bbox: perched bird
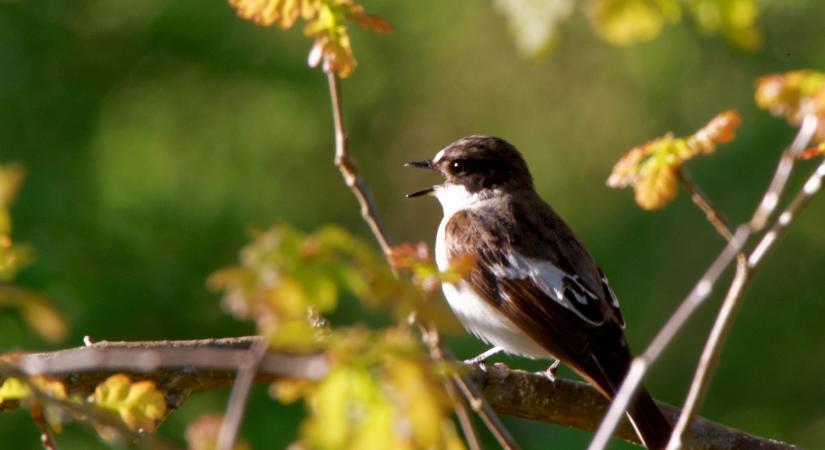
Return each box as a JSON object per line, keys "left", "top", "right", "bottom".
{"left": 405, "top": 136, "right": 672, "bottom": 449}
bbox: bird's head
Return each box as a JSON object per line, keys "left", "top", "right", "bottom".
{"left": 405, "top": 135, "right": 534, "bottom": 212}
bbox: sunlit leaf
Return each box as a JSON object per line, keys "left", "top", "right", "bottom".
{"left": 185, "top": 414, "right": 251, "bottom": 450}
{"left": 686, "top": 0, "right": 762, "bottom": 51}
{"left": 756, "top": 70, "right": 825, "bottom": 141}
{"left": 228, "top": 0, "right": 391, "bottom": 78}
{"left": 296, "top": 328, "right": 463, "bottom": 450}
{"left": 585, "top": 0, "right": 682, "bottom": 46}
{"left": 90, "top": 374, "right": 166, "bottom": 433}
{"left": 493, "top": 0, "right": 575, "bottom": 56}
{"left": 800, "top": 142, "right": 825, "bottom": 160}
{"left": 0, "top": 286, "right": 68, "bottom": 343}
{"left": 0, "top": 377, "right": 31, "bottom": 403}
{"left": 608, "top": 110, "right": 742, "bottom": 209}
{"left": 0, "top": 376, "right": 68, "bottom": 432}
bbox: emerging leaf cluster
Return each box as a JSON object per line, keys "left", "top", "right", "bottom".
{"left": 756, "top": 70, "right": 825, "bottom": 144}
{"left": 496, "top": 0, "right": 762, "bottom": 57}
{"left": 0, "top": 164, "right": 31, "bottom": 281}
{"left": 228, "top": 0, "right": 391, "bottom": 77}
{"left": 211, "top": 225, "right": 469, "bottom": 449}
{"left": 0, "top": 165, "right": 67, "bottom": 343}
{"left": 611, "top": 69, "right": 825, "bottom": 210}
{"left": 608, "top": 109, "right": 741, "bottom": 209}
{"left": 587, "top": 0, "right": 761, "bottom": 50}
{"left": 0, "top": 374, "right": 166, "bottom": 440}
{"left": 275, "top": 328, "right": 464, "bottom": 450}
{"left": 210, "top": 225, "right": 459, "bottom": 352}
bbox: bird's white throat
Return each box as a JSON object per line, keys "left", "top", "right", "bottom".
{"left": 434, "top": 183, "right": 488, "bottom": 218}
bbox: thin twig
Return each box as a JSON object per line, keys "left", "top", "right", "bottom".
{"left": 32, "top": 407, "right": 61, "bottom": 450}
{"left": 324, "top": 71, "right": 518, "bottom": 448}
{"left": 667, "top": 260, "right": 749, "bottom": 450}
{"left": 668, "top": 170, "right": 750, "bottom": 449}
{"left": 443, "top": 374, "right": 483, "bottom": 450}
{"left": 216, "top": 339, "right": 268, "bottom": 450}
{"left": 589, "top": 114, "right": 819, "bottom": 450}
{"left": 669, "top": 155, "right": 825, "bottom": 448}
{"left": 445, "top": 355, "right": 521, "bottom": 450}
{"left": 419, "top": 325, "right": 484, "bottom": 450}
{"left": 678, "top": 168, "right": 735, "bottom": 242}
{"left": 326, "top": 72, "right": 392, "bottom": 257}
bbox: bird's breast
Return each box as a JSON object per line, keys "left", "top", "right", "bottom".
{"left": 435, "top": 215, "right": 550, "bottom": 359}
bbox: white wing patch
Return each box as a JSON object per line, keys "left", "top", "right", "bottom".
{"left": 491, "top": 252, "right": 605, "bottom": 326}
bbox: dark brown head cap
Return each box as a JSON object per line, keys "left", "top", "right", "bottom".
{"left": 432, "top": 135, "right": 534, "bottom": 193}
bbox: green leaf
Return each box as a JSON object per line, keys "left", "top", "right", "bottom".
{"left": 586, "top": 0, "right": 682, "bottom": 46}
{"left": 90, "top": 374, "right": 166, "bottom": 433}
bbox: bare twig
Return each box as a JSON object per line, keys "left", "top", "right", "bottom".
{"left": 667, "top": 260, "right": 749, "bottom": 450}
{"left": 442, "top": 372, "right": 484, "bottom": 450}
{"left": 1, "top": 339, "right": 798, "bottom": 449}
{"left": 678, "top": 168, "right": 735, "bottom": 242}
{"left": 589, "top": 114, "right": 819, "bottom": 450}
{"left": 32, "top": 407, "right": 61, "bottom": 450}
{"left": 216, "top": 339, "right": 267, "bottom": 450}
{"left": 443, "top": 348, "right": 522, "bottom": 450}
{"left": 419, "top": 325, "right": 484, "bottom": 450}
{"left": 326, "top": 72, "right": 392, "bottom": 257}
{"left": 324, "top": 71, "right": 518, "bottom": 448}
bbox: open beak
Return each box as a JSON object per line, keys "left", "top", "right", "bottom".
{"left": 404, "top": 160, "right": 434, "bottom": 170}
{"left": 404, "top": 160, "right": 436, "bottom": 198}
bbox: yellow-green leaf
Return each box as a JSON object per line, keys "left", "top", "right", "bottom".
{"left": 607, "top": 110, "right": 741, "bottom": 210}
{"left": 586, "top": 0, "right": 682, "bottom": 46}
{"left": 90, "top": 374, "right": 166, "bottom": 433}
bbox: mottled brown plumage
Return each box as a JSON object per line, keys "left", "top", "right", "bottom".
{"left": 407, "top": 135, "right": 672, "bottom": 449}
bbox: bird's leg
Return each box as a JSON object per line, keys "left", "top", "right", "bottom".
{"left": 464, "top": 346, "right": 502, "bottom": 365}
{"left": 544, "top": 359, "right": 560, "bottom": 382}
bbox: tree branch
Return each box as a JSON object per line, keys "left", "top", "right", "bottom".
{"left": 1, "top": 338, "right": 799, "bottom": 450}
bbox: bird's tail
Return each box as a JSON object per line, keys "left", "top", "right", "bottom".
{"left": 626, "top": 387, "right": 673, "bottom": 450}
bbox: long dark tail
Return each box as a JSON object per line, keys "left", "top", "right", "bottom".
{"left": 626, "top": 388, "right": 673, "bottom": 450}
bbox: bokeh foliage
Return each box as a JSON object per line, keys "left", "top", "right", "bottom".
{"left": 1, "top": 0, "right": 825, "bottom": 449}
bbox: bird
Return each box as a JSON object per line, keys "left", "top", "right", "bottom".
{"left": 405, "top": 135, "right": 672, "bottom": 449}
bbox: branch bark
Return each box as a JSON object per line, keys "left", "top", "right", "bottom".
{"left": 0, "top": 338, "right": 799, "bottom": 450}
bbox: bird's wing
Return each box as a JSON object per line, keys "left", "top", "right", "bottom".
{"left": 445, "top": 208, "right": 629, "bottom": 387}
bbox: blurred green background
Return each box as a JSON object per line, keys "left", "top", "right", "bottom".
{"left": 2, "top": 0, "right": 825, "bottom": 448}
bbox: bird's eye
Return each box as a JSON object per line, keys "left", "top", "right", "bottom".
{"left": 450, "top": 160, "right": 467, "bottom": 174}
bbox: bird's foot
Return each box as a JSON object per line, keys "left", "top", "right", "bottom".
{"left": 544, "top": 359, "right": 560, "bottom": 382}
{"left": 464, "top": 346, "right": 502, "bottom": 366}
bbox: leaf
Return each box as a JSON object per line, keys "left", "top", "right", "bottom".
{"left": 228, "top": 0, "right": 392, "bottom": 78}
{"left": 185, "top": 414, "right": 252, "bottom": 450}
{"left": 0, "top": 376, "right": 68, "bottom": 432}
{"left": 0, "top": 377, "right": 31, "bottom": 403}
{"left": 607, "top": 110, "right": 742, "bottom": 209}
{"left": 585, "top": 0, "right": 682, "bottom": 46}
{"left": 800, "top": 142, "right": 825, "bottom": 160}
{"left": 756, "top": 70, "right": 825, "bottom": 141}
{"left": 296, "top": 328, "right": 463, "bottom": 450}
{"left": 686, "top": 0, "right": 762, "bottom": 51}
{"left": 0, "top": 286, "right": 68, "bottom": 343}
{"left": 90, "top": 374, "right": 166, "bottom": 433}
{"left": 493, "top": 0, "right": 575, "bottom": 56}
